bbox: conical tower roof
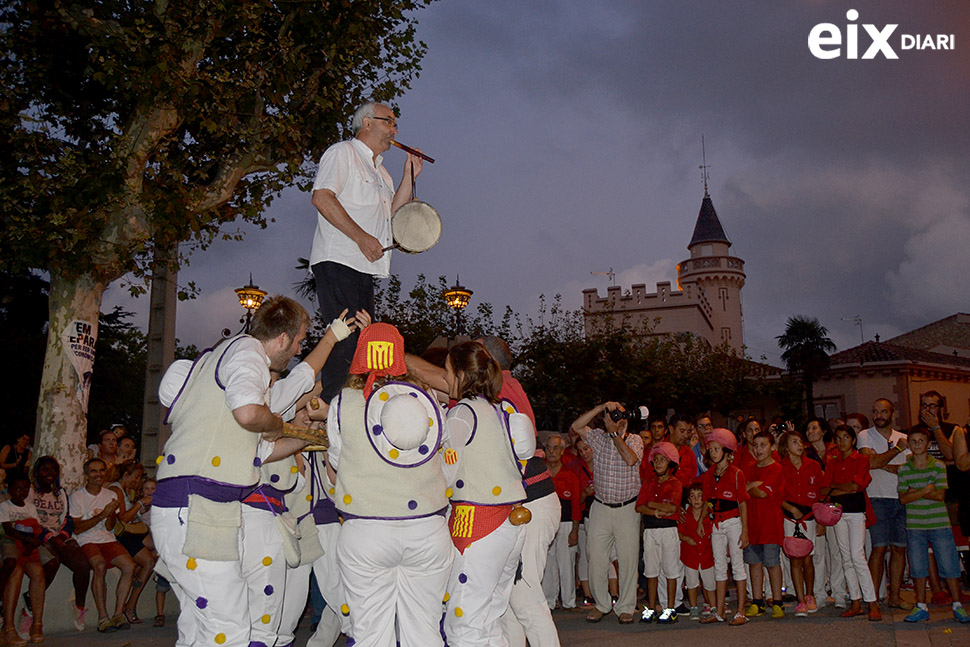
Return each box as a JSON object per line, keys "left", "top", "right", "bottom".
{"left": 688, "top": 192, "right": 731, "bottom": 248}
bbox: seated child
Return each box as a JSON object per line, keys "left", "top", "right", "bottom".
{"left": 1, "top": 472, "right": 46, "bottom": 646}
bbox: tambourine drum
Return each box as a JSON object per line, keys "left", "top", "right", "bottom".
{"left": 389, "top": 201, "right": 441, "bottom": 254}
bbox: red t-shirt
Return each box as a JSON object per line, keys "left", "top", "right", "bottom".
{"left": 637, "top": 474, "right": 682, "bottom": 528}
{"left": 746, "top": 461, "right": 784, "bottom": 545}
{"left": 781, "top": 456, "right": 823, "bottom": 509}
{"left": 821, "top": 450, "right": 872, "bottom": 515}
{"left": 676, "top": 444, "right": 698, "bottom": 486}
{"left": 702, "top": 464, "right": 749, "bottom": 523}
{"left": 551, "top": 466, "right": 583, "bottom": 522}
{"left": 735, "top": 447, "right": 781, "bottom": 478}
{"left": 678, "top": 508, "right": 715, "bottom": 570}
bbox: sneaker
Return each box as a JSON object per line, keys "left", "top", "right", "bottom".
{"left": 904, "top": 607, "right": 930, "bottom": 623}
{"left": 805, "top": 595, "right": 818, "bottom": 613}
{"left": 72, "top": 606, "right": 87, "bottom": 632}
{"left": 794, "top": 602, "right": 808, "bottom": 617}
{"left": 701, "top": 603, "right": 713, "bottom": 617}
{"left": 745, "top": 602, "right": 766, "bottom": 617}
{"left": 658, "top": 608, "right": 678, "bottom": 624}
{"left": 639, "top": 608, "right": 656, "bottom": 623}
{"left": 16, "top": 609, "right": 32, "bottom": 636}
{"left": 689, "top": 606, "right": 700, "bottom": 621}
{"left": 954, "top": 606, "right": 970, "bottom": 623}
{"left": 675, "top": 602, "right": 690, "bottom": 614}
{"left": 97, "top": 617, "right": 118, "bottom": 634}
{"left": 771, "top": 603, "right": 785, "bottom": 619}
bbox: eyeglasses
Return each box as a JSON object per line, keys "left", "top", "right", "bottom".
{"left": 371, "top": 116, "right": 397, "bottom": 127}
{"left": 920, "top": 402, "right": 941, "bottom": 410}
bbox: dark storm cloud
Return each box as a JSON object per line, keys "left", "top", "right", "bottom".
{"left": 104, "top": 1, "right": 970, "bottom": 367}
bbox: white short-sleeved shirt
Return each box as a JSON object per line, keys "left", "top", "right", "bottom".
{"left": 0, "top": 499, "right": 39, "bottom": 525}
{"left": 310, "top": 138, "right": 395, "bottom": 277}
{"left": 857, "top": 427, "right": 910, "bottom": 499}
{"left": 158, "top": 336, "right": 273, "bottom": 412}
{"left": 29, "top": 488, "right": 69, "bottom": 533}
{"left": 68, "top": 487, "right": 119, "bottom": 546}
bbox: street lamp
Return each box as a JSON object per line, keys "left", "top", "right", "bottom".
{"left": 443, "top": 276, "right": 473, "bottom": 337}
{"left": 231, "top": 274, "right": 268, "bottom": 335}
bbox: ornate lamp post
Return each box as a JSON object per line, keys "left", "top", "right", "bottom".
{"left": 231, "top": 274, "right": 268, "bottom": 335}
{"left": 443, "top": 277, "right": 473, "bottom": 337}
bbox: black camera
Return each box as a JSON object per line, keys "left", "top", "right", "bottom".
{"left": 609, "top": 406, "right": 649, "bottom": 422}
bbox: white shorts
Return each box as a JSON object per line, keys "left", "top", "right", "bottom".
{"left": 642, "top": 527, "right": 681, "bottom": 580}
{"left": 684, "top": 566, "right": 715, "bottom": 591}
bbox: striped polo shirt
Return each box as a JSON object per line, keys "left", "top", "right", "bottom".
{"left": 897, "top": 457, "right": 950, "bottom": 530}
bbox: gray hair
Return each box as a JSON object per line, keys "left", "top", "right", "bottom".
{"left": 478, "top": 335, "right": 512, "bottom": 371}
{"left": 350, "top": 102, "right": 379, "bottom": 134}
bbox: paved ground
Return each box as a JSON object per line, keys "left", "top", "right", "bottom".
{"left": 26, "top": 598, "right": 970, "bottom": 647}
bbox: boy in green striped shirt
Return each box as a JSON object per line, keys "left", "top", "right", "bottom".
{"left": 897, "top": 427, "right": 969, "bottom": 624}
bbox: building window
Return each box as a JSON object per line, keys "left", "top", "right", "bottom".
{"left": 721, "top": 327, "right": 731, "bottom": 342}
{"left": 719, "top": 287, "right": 728, "bottom": 310}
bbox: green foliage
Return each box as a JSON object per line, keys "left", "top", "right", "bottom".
{"left": 0, "top": 271, "right": 49, "bottom": 437}
{"left": 777, "top": 315, "right": 837, "bottom": 415}
{"left": 0, "top": 0, "right": 434, "bottom": 285}
{"left": 87, "top": 307, "right": 148, "bottom": 440}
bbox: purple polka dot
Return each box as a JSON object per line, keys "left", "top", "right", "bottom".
{"left": 418, "top": 445, "right": 429, "bottom": 455}
{"left": 458, "top": 573, "right": 467, "bottom": 584}
{"left": 264, "top": 585, "right": 274, "bottom": 596}
{"left": 456, "top": 480, "right": 464, "bottom": 489}
{"left": 373, "top": 424, "right": 383, "bottom": 436}
{"left": 270, "top": 474, "right": 280, "bottom": 483}
{"left": 254, "top": 457, "right": 262, "bottom": 467}
{"left": 166, "top": 454, "right": 176, "bottom": 465}
{"left": 409, "top": 392, "right": 418, "bottom": 397}
{"left": 196, "top": 596, "right": 208, "bottom": 609}
{"left": 408, "top": 500, "right": 418, "bottom": 510}
{"left": 321, "top": 458, "right": 326, "bottom": 466}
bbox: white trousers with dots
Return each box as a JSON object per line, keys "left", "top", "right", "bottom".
{"left": 445, "top": 519, "right": 526, "bottom": 647}
{"left": 152, "top": 507, "right": 250, "bottom": 647}
{"left": 307, "top": 522, "right": 352, "bottom": 647}
{"left": 337, "top": 517, "right": 453, "bottom": 647}
{"left": 240, "top": 506, "right": 287, "bottom": 647}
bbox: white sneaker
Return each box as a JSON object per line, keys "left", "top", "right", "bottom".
{"left": 73, "top": 605, "right": 87, "bottom": 631}
{"left": 16, "top": 609, "right": 31, "bottom": 636}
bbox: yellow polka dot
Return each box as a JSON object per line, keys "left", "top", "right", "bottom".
{"left": 520, "top": 459, "right": 528, "bottom": 469}
{"left": 186, "top": 558, "right": 197, "bottom": 570}
{"left": 343, "top": 494, "right": 352, "bottom": 505}
{"left": 340, "top": 604, "right": 350, "bottom": 616}
{"left": 262, "top": 556, "right": 273, "bottom": 566}
{"left": 211, "top": 456, "right": 221, "bottom": 467}
{"left": 215, "top": 633, "right": 226, "bottom": 644}
{"left": 389, "top": 449, "right": 399, "bottom": 459}
{"left": 329, "top": 487, "right": 335, "bottom": 495}
{"left": 379, "top": 392, "right": 389, "bottom": 401}
{"left": 429, "top": 417, "right": 434, "bottom": 427}
{"left": 156, "top": 455, "right": 164, "bottom": 465}
{"left": 291, "top": 466, "right": 299, "bottom": 473}
{"left": 454, "top": 607, "right": 464, "bottom": 617}
{"left": 492, "top": 486, "right": 502, "bottom": 496}
{"left": 445, "top": 488, "right": 454, "bottom": 498}
{"left": 443, "top": 592, "right": 450, "bottom": 603}
{"left": 306, "top": 494, "right": 313, "bottom": 502}
{"left": 505, "top": 406, "right": 514, "bottom": 414}
{"left": 261, "top": 614, "right": 271, "bottom": 624}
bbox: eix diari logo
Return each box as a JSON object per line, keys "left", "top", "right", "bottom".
{"left": 808, "top": 9, "right": 955, "bottom": 59}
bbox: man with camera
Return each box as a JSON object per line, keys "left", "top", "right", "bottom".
{"left": 570, "top": 402, "right": 644, "bottom": 624}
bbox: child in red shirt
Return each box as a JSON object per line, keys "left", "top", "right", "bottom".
{"left": 679, "top": 482, "right": 715, "bottom": 621}
{"left": 780, "top": 431, "right": 823, "bottom": 616}
{"left": 636, "top": 442, "right": 683, "bottom": 624}
{"left": 743, "top": 430, "right": 785, "bottom": 619}
{"left": 700, "top": 428, "right": 749, "bottom": 626}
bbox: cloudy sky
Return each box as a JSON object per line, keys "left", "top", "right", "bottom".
{"left": 103, "top": 0, "right": 970, "bottom": 365}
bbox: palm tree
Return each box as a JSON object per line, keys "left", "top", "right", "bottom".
{"left": 776, "top": 315, "right": 837, "bottom": 417}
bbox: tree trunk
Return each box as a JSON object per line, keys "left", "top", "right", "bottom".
{"left": 35, "top": 270, "right": 106, "bottom": 490}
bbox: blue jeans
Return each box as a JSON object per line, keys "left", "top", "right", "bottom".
{"left": 907, "top": 527, "right": 961, "bottom": 579}
{"left": 869, "top": 498, "right": 907, "bottom": 548}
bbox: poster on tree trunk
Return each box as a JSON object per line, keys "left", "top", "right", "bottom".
{"left": 61, "top": 319, "right": 97, "bottom": 413}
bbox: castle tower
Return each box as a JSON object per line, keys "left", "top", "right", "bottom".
{"left": 676, "top": 190, "right": 745, "bottom": 353}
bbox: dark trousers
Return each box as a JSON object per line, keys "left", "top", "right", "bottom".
{"left": 312, "top": 261, "right": 375, "bottom": 402}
